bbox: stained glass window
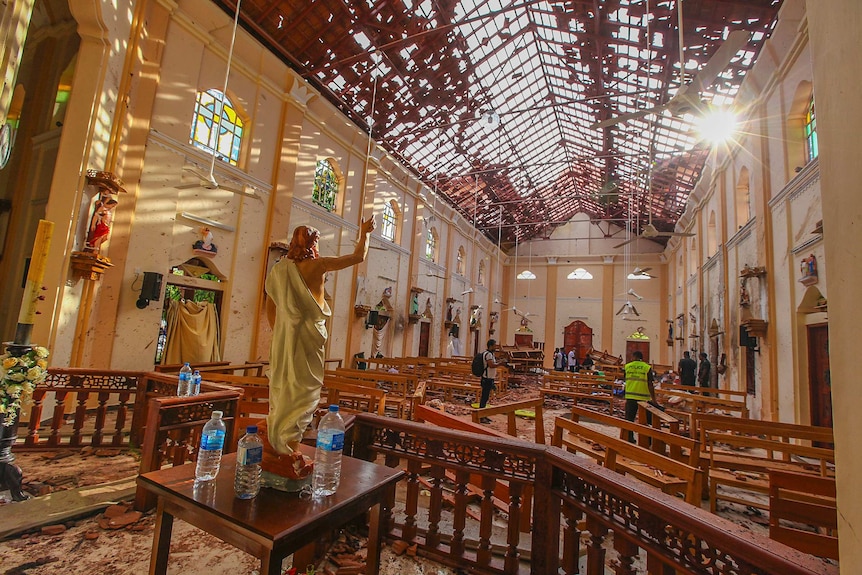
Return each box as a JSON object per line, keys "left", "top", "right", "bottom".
{"left": 804, "top": 99, "right": 818, "bottom": 163}
{"left": 312, "top": 159, "right": 339, "bottom": 211}
{"left": 190, "top": 89, "right": 243, "bottom": 165}
{"left": 425, "top": 228, "right": 437, "bottom": 262}
{"left": 381, "top": 202, "right": 396, "bottom": 241}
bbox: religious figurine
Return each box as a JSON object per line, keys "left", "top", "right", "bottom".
{"left": 446, "top": 302, "right": 453, "bottom": 322}
{"left": 739, "top": 280, "right": 751, "bottom": 307}
{"left": 488, "top": 311, "right": 498, "bottom": 335}
{"left": 410, "top": 292, "right": 419, "bottom": 315}
{"left": 85, "top": 192, "right": 119, "bottom": 253}
{"left": 262, "top": 215, "right": 375, "bottom": 486}
{"left": 193, "top": 226, "right": 218, "bottom": 254}
{"left": 453, "top": 307, "right": 462, "bottom": 324}
{"left": 470, "top": 307, "right": 482, "bottom": 328}
{"left": 423, "top": 297, "right": 432, "bottom": 318}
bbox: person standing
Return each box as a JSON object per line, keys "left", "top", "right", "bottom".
{"left": 479, "top": 339, "right": 503, "bottom": 422}
{"left": 264, "top": 216, "right": 376, "bottom": 476}
{"left": 553, "top": 348, "right": 564, "bottom": 371}
{"left": 567, "top": 348, "right": 577, "bottom": 373}
{"left": 698, "top": 352, "right": 712, "bottom": 392}
{"left": 678, "top": 351, "right": 697, "bottom": 388}
{"left": 624, "top": 350, "right": 655, "bottom": 440}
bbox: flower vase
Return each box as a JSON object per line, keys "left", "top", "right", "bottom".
{"left": 0, "top": 408, "right": 27, "bottom": 501}
{"left": 1, "top": 341, "right": 41, "bottom": 502}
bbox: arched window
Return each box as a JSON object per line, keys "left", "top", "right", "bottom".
{"left": 425, "top": 227, "right": 438, "bottom": 262}
{"left": 456, "top": 246, "right": 465, "bottom": 275}
{"left": 190, "top": 89, "right": 244, "bottom": 166}
{"left": 381, "top": 200, "right": 398, "bottom": 241}
{"left": 707, "top": 211, "right": 717, "bottom": 256}
{"left": 735, "top": 167, "right": 751, "bottom": 229}
{"left": 804, "top": 99, "right": 818, "bottom": 163}
{"left": 312, "top": 159, "right": 339, "bottom": 212}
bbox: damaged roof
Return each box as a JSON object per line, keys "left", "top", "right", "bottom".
{"left": 226, "top": 0, "right": 783, "bottom": 246}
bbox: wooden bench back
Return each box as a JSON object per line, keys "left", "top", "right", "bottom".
{"left": 569, "top": 405, "right": 700, "bottom": 467}
{"left": 661, "top": 382, "right": 747, "bottom": 399}
{"left": 552, "top": 416, "right": 703, "bottom": 505}
{"left": 769, "top": 469, "right": 838, "bottom": 559}
{"left": 471, "top": 398, "right": 545, "bottom": 444}
{"left": 694, "top": 413, "right": 834, "bottom": 447}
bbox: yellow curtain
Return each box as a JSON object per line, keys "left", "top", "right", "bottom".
{"left": 164, "top": 299, "right": 221, "bottom": 364}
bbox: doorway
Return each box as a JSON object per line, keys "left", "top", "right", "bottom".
{"left": 807, "top": 323, "right": 832, "bottom": 429}
{"left": 625, "top": 340, "right": 650, "bottom": 363}
{"left": 418, "top": 322, "right": 430, "bottom": 357}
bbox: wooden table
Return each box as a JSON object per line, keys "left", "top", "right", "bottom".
{"left": 137, "top": 446, "right": 404, "bottom": 575}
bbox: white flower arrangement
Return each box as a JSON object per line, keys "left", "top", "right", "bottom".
{"left": 0, "top": 346, "right": 49, "bottom": 427}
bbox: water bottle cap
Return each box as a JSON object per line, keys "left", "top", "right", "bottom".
{"left": 184, "top": 362, "right": 190, "bottom": 366}
{"left": 212, "top": 410, "right": 223, "bottom": 418}
{"left": 246, "top": 425, "right": 258, "bottom": 434}
{"left": 193, "top": 369, "right": 200, "bottom": 374}
{"left": 328, "top": 404, "right": 339, "bottom": 412}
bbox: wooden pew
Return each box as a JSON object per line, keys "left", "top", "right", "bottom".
{"left": 471, "top": 398, "right": 545, "bottom": 444}
{"left": 657, "top": 388, "right": 749, "bottom": 431}
{"left": 660, "top": 382, "right": 748, "bottom": 400}
{"left": 326, "top": 368, "right": 421, "bottom": 419}
{"left": 153, "top": 361, "right": 230, "bottom": 373}
{"left": 540, "top": 387, "right": 615, "bottom": 416}
{"left": 769, "top": 469, "right": 838, "bottom": 559}
{"left": 552, "top": 415, "right": 703, "bottom": 505}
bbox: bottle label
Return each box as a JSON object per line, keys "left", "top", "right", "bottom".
{"left": 316, "top": 429, "right": 344, "bottom": 452}
{"left": 201, "top": 429, "right": 225, "bottom": 451}
{"left": 238, "top": 444, "right": 263, "bottom": 466}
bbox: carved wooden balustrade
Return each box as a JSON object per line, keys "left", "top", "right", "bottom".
{"left": 21, "top": 368, "right": 145, "bottom": 449}
{"left": 351, "top": 414, "right": 836, "bottom": 575}
{"left": 20, "top": 369, "right": 240, "bottom": 451}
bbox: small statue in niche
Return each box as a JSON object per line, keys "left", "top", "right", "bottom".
{"left": 488, "top": 311, "right": 498, "bottom": 335}
{"left": 423, "top": 297, "right": 433, "bottom": 318}
{"left": 470, "top": 307, "right": 482, "bottom": 328}
{"left": 85, "top": 192, "right": 119, "bottom": 253}
{"left": 410, "top": 292, "right": 419, "bottom": 315}
{"left": 453, "top": 307, "right": 462, "bottom": 324}
{"left": 739, "top": 278, "right": 751, "bottom": 307}
{"left": 446, "top": 302, "right": 453, "bottom": 322}
{"left": 376, "top": 286, "right": 393, "bottom": 312}
{"left": 801, "top": 254, "right": 817, "bottom": 278}
{"left": 193, "top": 226, "right": 218, "bottom": 254}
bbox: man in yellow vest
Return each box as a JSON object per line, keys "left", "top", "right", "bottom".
{"left": 624, "top": 350, "right": 655, "bottom": 439}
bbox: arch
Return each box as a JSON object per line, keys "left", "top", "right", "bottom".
{"left": 707, "top": 211, "right": 717, "bottom": 256}
{"left": 312, "top": 157, "right": 343, "bottom": 212}
{"left": 425, "top": 226, "right": 438, "bottom": 262}
{"left": 189, "top": 88, "right": 246, "bottom": 166}
{"left": 380, "top": 198, "right": 400, "bottom": 241}
{"left": 735, "top": 167, "right": 751, "bottom": 228}
{"left": 786, "top": 81, "right": 815, "bottom": 171}
{"left": 687, "top": 236, "right": 697, "bottom": 277}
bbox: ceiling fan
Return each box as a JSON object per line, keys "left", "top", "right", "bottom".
{"left": 631, "top": 266, "right": 655, "bottom": 279}
{"left": 590, "top": 23, "right": 751, "bottom": 130}
{"left": 176, "top": 0, "right": 253, "bottom": 198}
{"left": 614, "top": 221, "right": 694, "bottom": 248}
{"left": 615, "top": 301, "right": 640, "bottom": 317}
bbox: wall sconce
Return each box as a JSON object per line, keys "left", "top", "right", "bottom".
{"left": 135, "top": 272, "right": 163, "bottom": 309}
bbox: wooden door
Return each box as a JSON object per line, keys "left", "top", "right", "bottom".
{"left": 807, "top": 323, "right": 832, "bottom": 429}
{"left": 563, "top": 320, "right": 593, "bottom": 362}
{"left": 418, "top": 322, "right": 430, "bottom": 357}
{"left": 625, "top": 340, "right": 650, "bottom": 364}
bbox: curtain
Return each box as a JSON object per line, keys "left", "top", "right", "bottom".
{"left": 164, "top": 299, "right": 221, "bottom": 364}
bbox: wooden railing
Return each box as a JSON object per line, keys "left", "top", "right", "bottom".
{"left": 351, "top": 414, "right": 837, "bottom": 575}
{"left": 21, "top": 368, "right": 145, "bottom": 449}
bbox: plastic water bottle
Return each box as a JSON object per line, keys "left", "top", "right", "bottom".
{"left": 190, "top": 370, "right": 202, "bottom": 396}
{"left": 195, "top": 410, "right": 226, "bottom": 481}
{"left": 312, "top": 405, "right": 345, "bottom": 497}
{"left": 234, "top": 425, "right": 263, "bottom": 499}
{"left": 177, "top": 362, "right": 192, "bottom": 396}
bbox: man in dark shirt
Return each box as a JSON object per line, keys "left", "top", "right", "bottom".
{"left": 698, "top": 352, "right": 712, "bottom": 392}
{"left": 678, "top": 351, "right": 697, "bottom": 387}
